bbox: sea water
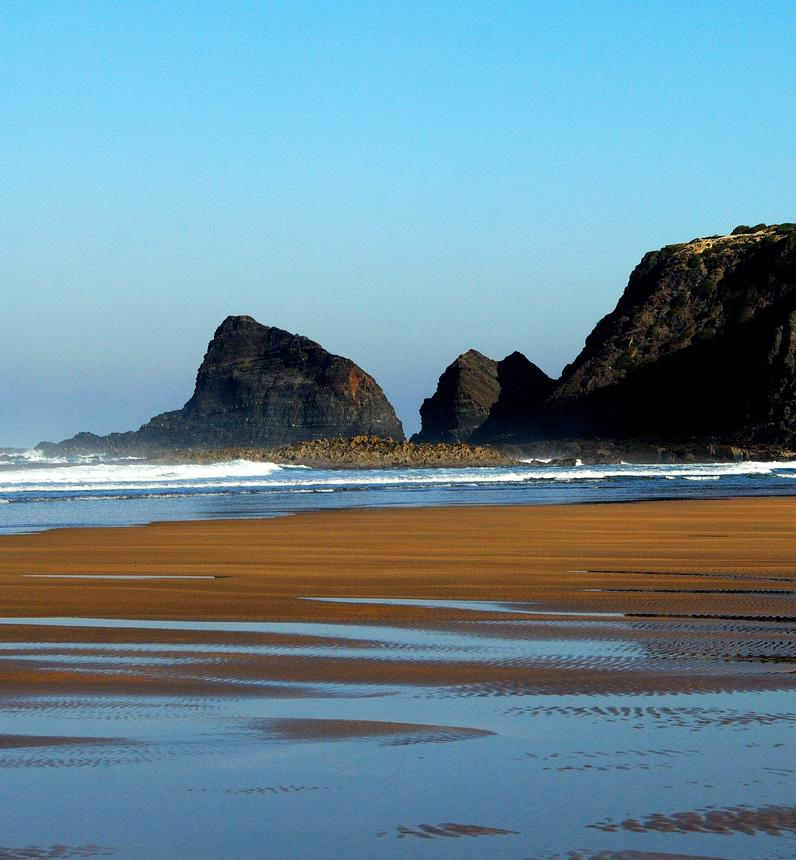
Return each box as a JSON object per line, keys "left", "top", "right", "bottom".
{"left": 1, "top": 450, "right": 795, "bottom": 534}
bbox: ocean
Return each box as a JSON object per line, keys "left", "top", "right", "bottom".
{"left": 1, "top": 448, "right": 795, "bottom": 534}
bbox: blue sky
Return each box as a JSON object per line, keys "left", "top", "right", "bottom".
{"left": 2, "top": 1, "right": 795, "bottom": 446}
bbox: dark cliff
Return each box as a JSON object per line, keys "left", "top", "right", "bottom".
{"left": 415, "top": 223, "right": 795, "bottom": 451}
{"left": 546, "top": 224, "right": 796, "bottom": 444}
{"left": 41, "top": 316, "right": 404, "bottom": 452}
{"left": 473, "top": 352, "right": 555, "bottom": 442}
{"left": 413, "top": 349, "right": 553, "bottom": 444}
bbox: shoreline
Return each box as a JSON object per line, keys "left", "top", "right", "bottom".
{"left": 3, "top": 486, "right": 796, "bottom": 539}
{"left": 3, "top": 452, "right": 796, "bottom": 538}
{"left": 1, "top": 497, "right": 795, "bottom": 698}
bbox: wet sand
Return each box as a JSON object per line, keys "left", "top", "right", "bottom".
{"left": 0, "top": 733, "right": 134, "bottom": 749}
{"left": 2, "top": 498, "right": 796, "bottom": 858}
{"left": 252, "top": 717, "right": 495, "bottom": 743}
{"left": 0, "top": 498, "right": 794, "bottom": 697}
{"left": 1, "top": 497, "right": 794, "bottom": 622}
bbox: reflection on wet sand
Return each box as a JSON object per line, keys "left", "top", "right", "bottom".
{"left": 1, "top": 500, "right": 795, "bottom": 858}
{"left": 251, "top": 716, "right": 495, "bottom": 744}
{"left": 389, "top": 822, "right": 521, "bottom": 840}
{"left": 0, "top": 734, "right": 133, "bottom": 750}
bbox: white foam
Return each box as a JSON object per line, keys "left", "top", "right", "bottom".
{"left": 518, "top": 461, "right": 796, "bottom": 481}
{"left": 0, "top": 449, "right": 68, "bottom": 465}
{"left": 0, "top": 458, "right": 793, "bottom": 498}
{"left": 0, "top": 459, "right": 296, "bottom": 493}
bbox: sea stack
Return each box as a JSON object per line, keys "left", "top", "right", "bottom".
{"left": 40, "top": 315, "right": 404, "bottom": 452}
{"left": 473, "top": 351, "right": 555, "bottom": 442}
{"left": 413, "top": 350, "right": 501, "bottom": 443}
{"left": 414, "top": 349, "right": 553, "bottom": 444}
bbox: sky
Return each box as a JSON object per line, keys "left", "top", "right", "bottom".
{"left": 2, "top": 1, "right": 795, "bottom": 446}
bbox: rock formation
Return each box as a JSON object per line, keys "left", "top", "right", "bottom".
{"left": 40, "top": 316, "right": 404, "bottom": 453}
{"left": 416, "top": 223, "right": 795, "bottom": 450}
{"left": 38, "top": 222, "right": 796, "bottom": 460}
{"left": 546, "top": 223, "right": 796, "bottom": 444}
{"left": 413, "top": 350, "right": 500, "bottom": 443}
{"left": 473, "top": 351, "right": 555, "bottom": 442}
{"left": 413, "top": 349, "right": 553, "bottom": 443}
{"left": 165, "top": 436, "right": 514, "bottom": 468}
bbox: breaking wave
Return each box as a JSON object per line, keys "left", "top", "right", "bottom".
{"left": 0, "top": 456, "right": 794, "bottom": 533}
{"left": 0, "top": 458, "right": 794, "bottom": 496}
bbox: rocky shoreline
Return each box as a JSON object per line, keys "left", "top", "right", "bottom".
{"left": 156, "top": 435, "right": 515, "bottom": 468}
{"left": 150, "top": 434, "right": 795, "bottom": 468}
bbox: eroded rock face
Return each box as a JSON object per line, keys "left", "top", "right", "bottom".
{"left": 41, "top": 316, "right": 404, "bottom": 452}
{"left": 546, "top": 224, "right": 796, "bottom": 443}
{"left": 414, "top": 224, "right": 795, "bottom": 448}
{"left": 414, "top": 349, "right": 553, "bottom": 443}
{"left": 413, "top": 350, "right": 500, "bottom": 443}
{"left": 474, "top": 352, "right": 555, "bottom": 442}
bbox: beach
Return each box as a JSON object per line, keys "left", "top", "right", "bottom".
{"left": 1, "top": 497, "right": 794, "bottom": 622}
{"left": 2, "top": 498, "right": 796, "bottom": 858}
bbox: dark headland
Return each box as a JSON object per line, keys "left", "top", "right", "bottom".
{"left": 39, "top": 223, "right": 796, "bottom": 465}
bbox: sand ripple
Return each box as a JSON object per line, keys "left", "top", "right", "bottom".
{"left": 589, "top": 803, "right": 796, "bottom": 836}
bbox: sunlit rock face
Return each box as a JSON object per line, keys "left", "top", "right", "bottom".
{"left": 41, "top": 315, "right": 404, "bottom": 452}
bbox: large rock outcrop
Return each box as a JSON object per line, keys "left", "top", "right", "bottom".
{"left": 415, "top": 223, "right": 795, "bottom": 450}
{"left": 413, "top": 350, "right": 500, "bottom": 443}
{"left": 413, "top": 349, "right": 553, "bottom": 443}
{"left": 41, "top": 316, "right": 404, "bottom": 453}
{"left": 546, "top": 224, "right": 796, "bottom": 444}
{"left": 473, "top": 351, "right": 555, "bottom": 442}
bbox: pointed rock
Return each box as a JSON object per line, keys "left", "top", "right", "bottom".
{"left": 414, "top": 349, "right": 554, "bottom": 444}
{"left": 474, "top": 352, "right": 555, "bottom": 442}
{"left": 413, "top": 350, "right": 500, "bottom": 443}
{"left": 41, "top": 316, "right": 404, "bottom": 452}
